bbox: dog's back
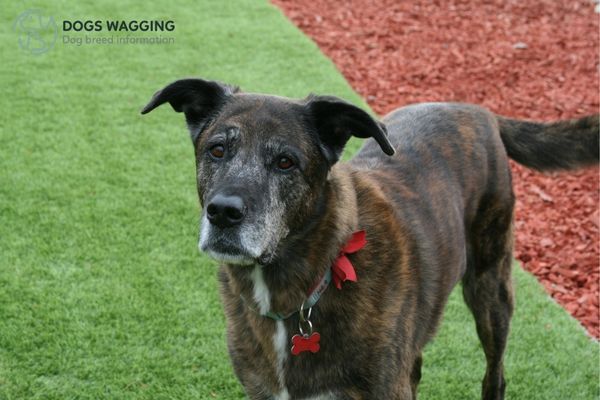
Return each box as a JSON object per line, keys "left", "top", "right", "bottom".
{"left": 353, "top": 103, "right": 598, "bottom": 248}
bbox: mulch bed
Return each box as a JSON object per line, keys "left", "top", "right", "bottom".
{"left": 272, "top": 0, "right": 599, "bottom": 338}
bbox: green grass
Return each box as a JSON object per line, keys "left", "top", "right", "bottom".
{"left": 0, "top": 1, "right": 597, "bottom": 399}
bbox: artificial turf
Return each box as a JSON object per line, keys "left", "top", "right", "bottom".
{"left": 0, "top": 0, "right": 598, "bottom": 399}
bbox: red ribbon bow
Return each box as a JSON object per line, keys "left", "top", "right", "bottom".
{"left": 331, "top": 230, "right": 366, "bottom": 289}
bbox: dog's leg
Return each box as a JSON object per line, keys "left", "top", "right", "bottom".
{"left": 392, "top": 375, "right": 416, "bottom": 400}
{"left": 410, "top": 353, "right": 423, "bottom": 399}
{"left": 463, "top": 197, "right": 515, "bottom": 400}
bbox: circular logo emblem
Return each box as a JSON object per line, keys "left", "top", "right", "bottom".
{"left": 13, "top": 9, "right": 58, "bottom": 55}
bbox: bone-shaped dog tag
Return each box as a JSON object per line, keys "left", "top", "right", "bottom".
{"left": 291, "top": 332, "right": 320, "bottom": 355}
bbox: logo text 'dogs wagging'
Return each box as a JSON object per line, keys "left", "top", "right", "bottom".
{"left": 62, "top": 20, "right": 175, "bottom": 32}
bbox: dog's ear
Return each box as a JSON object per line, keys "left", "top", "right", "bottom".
{"left": 141, "top": 78, "right": 239, "bottom": 143}
{"left": 305, "top": 95, "right": 395, "bottom": 164}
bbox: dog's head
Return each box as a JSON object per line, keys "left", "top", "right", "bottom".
{"left": 141, "top": 78, "right": 394, "bottom": 266}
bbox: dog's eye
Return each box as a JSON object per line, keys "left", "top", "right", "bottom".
{"left": 209, "top": 144, "right": 225, "bottom": 159}
{"left": 276, "top": 156, "right": 295, "bottom": 171}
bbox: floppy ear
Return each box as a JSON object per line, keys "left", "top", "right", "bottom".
{"left": 140, "top": 78, "right": 238, "bottom": 143}
{"left": 305, "top": 95, "right": 395, "bottom": 164}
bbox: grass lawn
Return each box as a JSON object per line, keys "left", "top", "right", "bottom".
{"left": 1, "top": 0, "right": 598, "bottom": 399}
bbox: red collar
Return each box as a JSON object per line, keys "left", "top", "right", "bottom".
{"left": 243, "top": 230, "right": 367, "bottom": 320}
{"left": 290, "top": 230, "right": 367, "bottom": 355}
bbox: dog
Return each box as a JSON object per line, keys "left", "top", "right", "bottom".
{"left": 141, "top": 78, "right": 598, "bottom": 400}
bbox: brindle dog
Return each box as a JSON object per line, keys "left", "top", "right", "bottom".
{"left": 141, "top": 78, "right": 598, "bottom": 400}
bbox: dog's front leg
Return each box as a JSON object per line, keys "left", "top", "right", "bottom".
{"left": 391, "top": 375, "right": 416, "bottom": 400}
{"left": 371, "top": 370, "right": 415, "bottom": 400}
{"left": 232, "top": 363, "right": 277, "bottom": 400}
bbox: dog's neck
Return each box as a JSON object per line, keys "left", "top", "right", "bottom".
{"left": 223, "top": 164, "right": 359, "bottom": 316}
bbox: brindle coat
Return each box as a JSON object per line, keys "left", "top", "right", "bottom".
{"left": 141, "top": 78, "right": 599, "bottom": 400}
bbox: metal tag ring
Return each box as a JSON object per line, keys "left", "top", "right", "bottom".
{"left": 298, "top": 319, "right": 313, "bottom": 336}
{"left": 299, "top": 302, "right": 313, "bottom": 323}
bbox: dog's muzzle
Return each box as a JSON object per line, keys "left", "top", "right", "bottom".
{"left": 199, "top": 192, "right": 259, "bottom": 265}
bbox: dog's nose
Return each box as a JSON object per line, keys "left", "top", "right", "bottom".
{"left": 206, "top": 194, "right": 246, "bottom": 228}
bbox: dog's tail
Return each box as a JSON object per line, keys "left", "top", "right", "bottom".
{"left": 497, "top": 114, "right": 599, "bottom": 171}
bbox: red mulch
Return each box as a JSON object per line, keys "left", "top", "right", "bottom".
{"left": 272, "top": 0, "right": 599, "bottom": 338}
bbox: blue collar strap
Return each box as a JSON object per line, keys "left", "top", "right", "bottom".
{"left": 243, "top": 268, "right": 332, "bottom": 321}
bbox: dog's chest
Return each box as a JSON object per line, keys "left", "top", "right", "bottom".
{"left": 250, "top": 266, "right": 289, "bottom": 397}
{"left": 247, "top": 266, "right": 338, "bottom": 400}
